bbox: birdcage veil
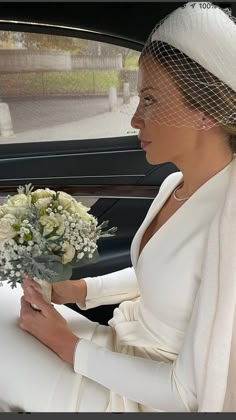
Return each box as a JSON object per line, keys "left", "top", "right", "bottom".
{"left": 126, "top": 2, "right": 236, "bottom": 130}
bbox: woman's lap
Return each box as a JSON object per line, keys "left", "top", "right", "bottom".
{"left": 0, "top": 284, "right": 112, "bottom": 412}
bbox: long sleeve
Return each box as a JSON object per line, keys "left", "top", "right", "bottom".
{"left": 73, "top": 164, "right": 236, "bottom": 412}
{"left": 73, "top": 291, "right": 200, "bottom": 412}
{"left": 77, "top": 173, "right": 181, "bottom": 312}
{"left": 77, "top": 267, "right": 140, "bottom": 310}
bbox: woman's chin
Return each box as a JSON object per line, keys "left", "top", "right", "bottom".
{"left": 145, "top": 153, "right": 169, "bottom": 165}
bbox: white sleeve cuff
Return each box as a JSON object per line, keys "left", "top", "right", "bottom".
{"left": 76, "top": 267, "right": 139, "bottom": 310}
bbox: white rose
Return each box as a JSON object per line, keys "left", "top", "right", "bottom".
{"left": 0, "top": 206, "right": 6, "bottom": 218}
{"left": 2, "top": 205, "right": 23, "bottom": 218}
{"left": 58, "top": 192, "right": 76, "bottom": 211}
{"left": 72, "top": 201, "right": 94, "bottom": 222}
{"left": 31, "top": 188, "right": 55, "bottom": 201}
{"left": 1, "top": 204, "right": 11, "bottom": 215}
{"left": 7, "top": 193, "right": 30, "bottom": 209}
{"left": 34, "top": 197, "right": 52, "bottom": 209}
{"left": 74, "top": 201, "right": 90, "bottom": 215}
{"left": 58, "top": 193, "right": 92, "bottom": 221}
{"left": 61, "top": 243, "right": 76, "bottom": 264}
{"left": 0, "top": 214, "right": 18, "bottom": 240}
{"left": 39, "top": 214, "right": 65, "bottom": 237}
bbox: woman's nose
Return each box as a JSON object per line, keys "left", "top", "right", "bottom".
{"left": 131, "top": 109, "right": 144, "bottom": 129}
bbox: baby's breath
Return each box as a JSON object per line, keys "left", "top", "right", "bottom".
{"left": 0, "top": 185, "right": 117, "bottom": 288}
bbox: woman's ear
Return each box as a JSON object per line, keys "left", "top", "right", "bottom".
{"left": 201, "top": 115, "right": 215, "bottom": 130}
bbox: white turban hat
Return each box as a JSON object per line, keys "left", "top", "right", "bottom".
{"left": 129, "top": 2, "right": 236, "bottom": 129}
{"left": 151, "top": 2, "right": 236, "bottom": 92}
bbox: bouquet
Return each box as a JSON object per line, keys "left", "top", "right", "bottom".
{"left": 0, "top": 184, "right": 117, "bottom": 308}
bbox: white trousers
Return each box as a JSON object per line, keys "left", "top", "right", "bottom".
{"left": 0, "top": 284, "right": 112, "bottom": 412}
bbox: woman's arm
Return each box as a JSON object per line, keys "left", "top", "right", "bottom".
{"left": 77, "top": 174, "right": 181, "bottom": 311}
{"left": 23, "top": 267, "right": 139, "bottom": 310}
{"left": 73, "top": 291, "right": 200, "bottom": 412}
{"left": 78, "top": 267, "right": 140, "bottom": 310}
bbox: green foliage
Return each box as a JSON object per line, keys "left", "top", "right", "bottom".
{"left": 0, "top": 70, "right": 120, "bottom": 96}
{"left": 0, "top": 31, "right": 17, "bottom": 49}
{"left": 39, "top": 208, "right": 47, "bottom": 217}
{"left": 12, "top": 223, "right": 21, "bottom": 231}
{"left": 72, "top": 249, "right": 100, "bottom": 268}
{"left": 17, "top": 183, "right": 34, "bottom": 195}
{"left": 33, "top": 255, "right": 73, "bottom": 283}
{"left": 21, "top": 32, "right": 83, "bottom": 53}
{"left": 23, "top": 233, "right": 33, "bottom": 241}
{"left": 97, "top": 220, "right": 117, "bottom": 237}
{"left": 124, "top": 54, "right": 140, "bottom": 69}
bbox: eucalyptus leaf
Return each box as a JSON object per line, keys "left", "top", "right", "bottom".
{"left": 73, "top": 249, "right": 100, "bottom": 268}
{"left": 34, "top": 255, "right": 73, "bottom": 282}
{"left": 46, "top": 263, "right": 73, "bottom": 282}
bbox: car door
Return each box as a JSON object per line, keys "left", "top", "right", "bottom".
{"left": 0, "top": 18, "right": 177, "bottom": 323}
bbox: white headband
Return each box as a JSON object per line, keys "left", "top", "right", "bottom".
{"left": 151, "top": 2, "right": 236, "bottom": 92}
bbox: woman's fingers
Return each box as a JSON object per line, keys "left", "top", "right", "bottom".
{"left": 20, "top": 296, "right": 41, "bottom": 331}
{"left": 20, "top": 295, "right": 31, "bottom": 312}
{"left": 24, "top": 286, "right": 43, "bottom": 305}
{"left": 21, "top": 276, "right": 41, "bottom": 293}
{"left": 24, "top": 286, "right": 37, "bottom": 303}
{"left": 23, "top": 288, "right": 53, "bottom": 317}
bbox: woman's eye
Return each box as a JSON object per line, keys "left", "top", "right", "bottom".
{"left": 143, "top": 96, "right": 156, "bottom": 107}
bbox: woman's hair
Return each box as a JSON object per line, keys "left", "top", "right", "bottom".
{"left": 140, "top": 41, "right": 236, "bottom": 152}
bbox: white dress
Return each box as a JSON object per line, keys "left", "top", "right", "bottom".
{"left": 0, "top": 162, "right": 232, "bottom": 412}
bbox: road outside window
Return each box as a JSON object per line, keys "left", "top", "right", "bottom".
{"left": 0, "top": 31, "right": 140, "bottom": 144}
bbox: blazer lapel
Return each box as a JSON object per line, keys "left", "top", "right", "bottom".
{"left": 130, "top": 172, "right": 183, "bottom": 268}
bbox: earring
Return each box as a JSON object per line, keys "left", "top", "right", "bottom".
{"left": 202, "top": 118, "right": 207, "bottom": 129}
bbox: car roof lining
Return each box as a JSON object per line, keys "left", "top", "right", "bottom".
{"left": 0, "top": 2, "right": 232, "bottom": 44}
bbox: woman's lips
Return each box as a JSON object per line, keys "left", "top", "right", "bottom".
{"left": 140, "top": 140, "right": 152, "bottom": 150}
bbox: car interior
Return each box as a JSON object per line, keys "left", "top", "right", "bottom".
{"left": 0, "top": 1, "right": 234, "bottom": 324}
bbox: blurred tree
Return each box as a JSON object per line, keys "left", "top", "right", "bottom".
{"left": 94, "top": 42, "right": 137, "bottom": 67}
{"left": 0, "top": 31, "right": 139, "bottom": 67}
{"left": 0, "top": 31, "right": 17, "bottom": 48}
{"left": 0, "top": 31, "right": 83, "bottom": 52}
{"left": 21, "top": 32, "right": 82, "bottom": 52}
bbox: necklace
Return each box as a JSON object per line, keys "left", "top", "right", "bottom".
{"left": 173, "top": 182, "right": 190, "bottom": 202}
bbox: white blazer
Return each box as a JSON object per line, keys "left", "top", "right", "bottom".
{"left": 74, "top": 158, "right": 234, "bottom": 411}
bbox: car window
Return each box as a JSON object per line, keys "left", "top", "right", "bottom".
{"left": 0, "top": 30, "right": 140, "bottom": 144}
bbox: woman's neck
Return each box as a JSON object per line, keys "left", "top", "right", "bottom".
{"left": 174, "top": 143, "right": 233, "bottom": 198}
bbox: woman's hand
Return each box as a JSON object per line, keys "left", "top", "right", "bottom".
{"left": 51, "top": 279, "right": 87, "bottom": 306}
{"left": 20, "top": 287, "right": 79, "bottom": 365}
{"left": 22, "top": 276, "right": 87, "bottom": 307}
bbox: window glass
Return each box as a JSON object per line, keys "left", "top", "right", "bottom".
{"left": 0, "top": 31, "right": 140, "bottom": 144}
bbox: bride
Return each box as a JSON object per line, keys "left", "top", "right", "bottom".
{"left": 0, "top": 2, "right": 236, "bottom": 412}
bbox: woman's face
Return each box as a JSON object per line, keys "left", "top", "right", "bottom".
{"left": 131, "top": 56, "right": 202, "bottom": 165}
